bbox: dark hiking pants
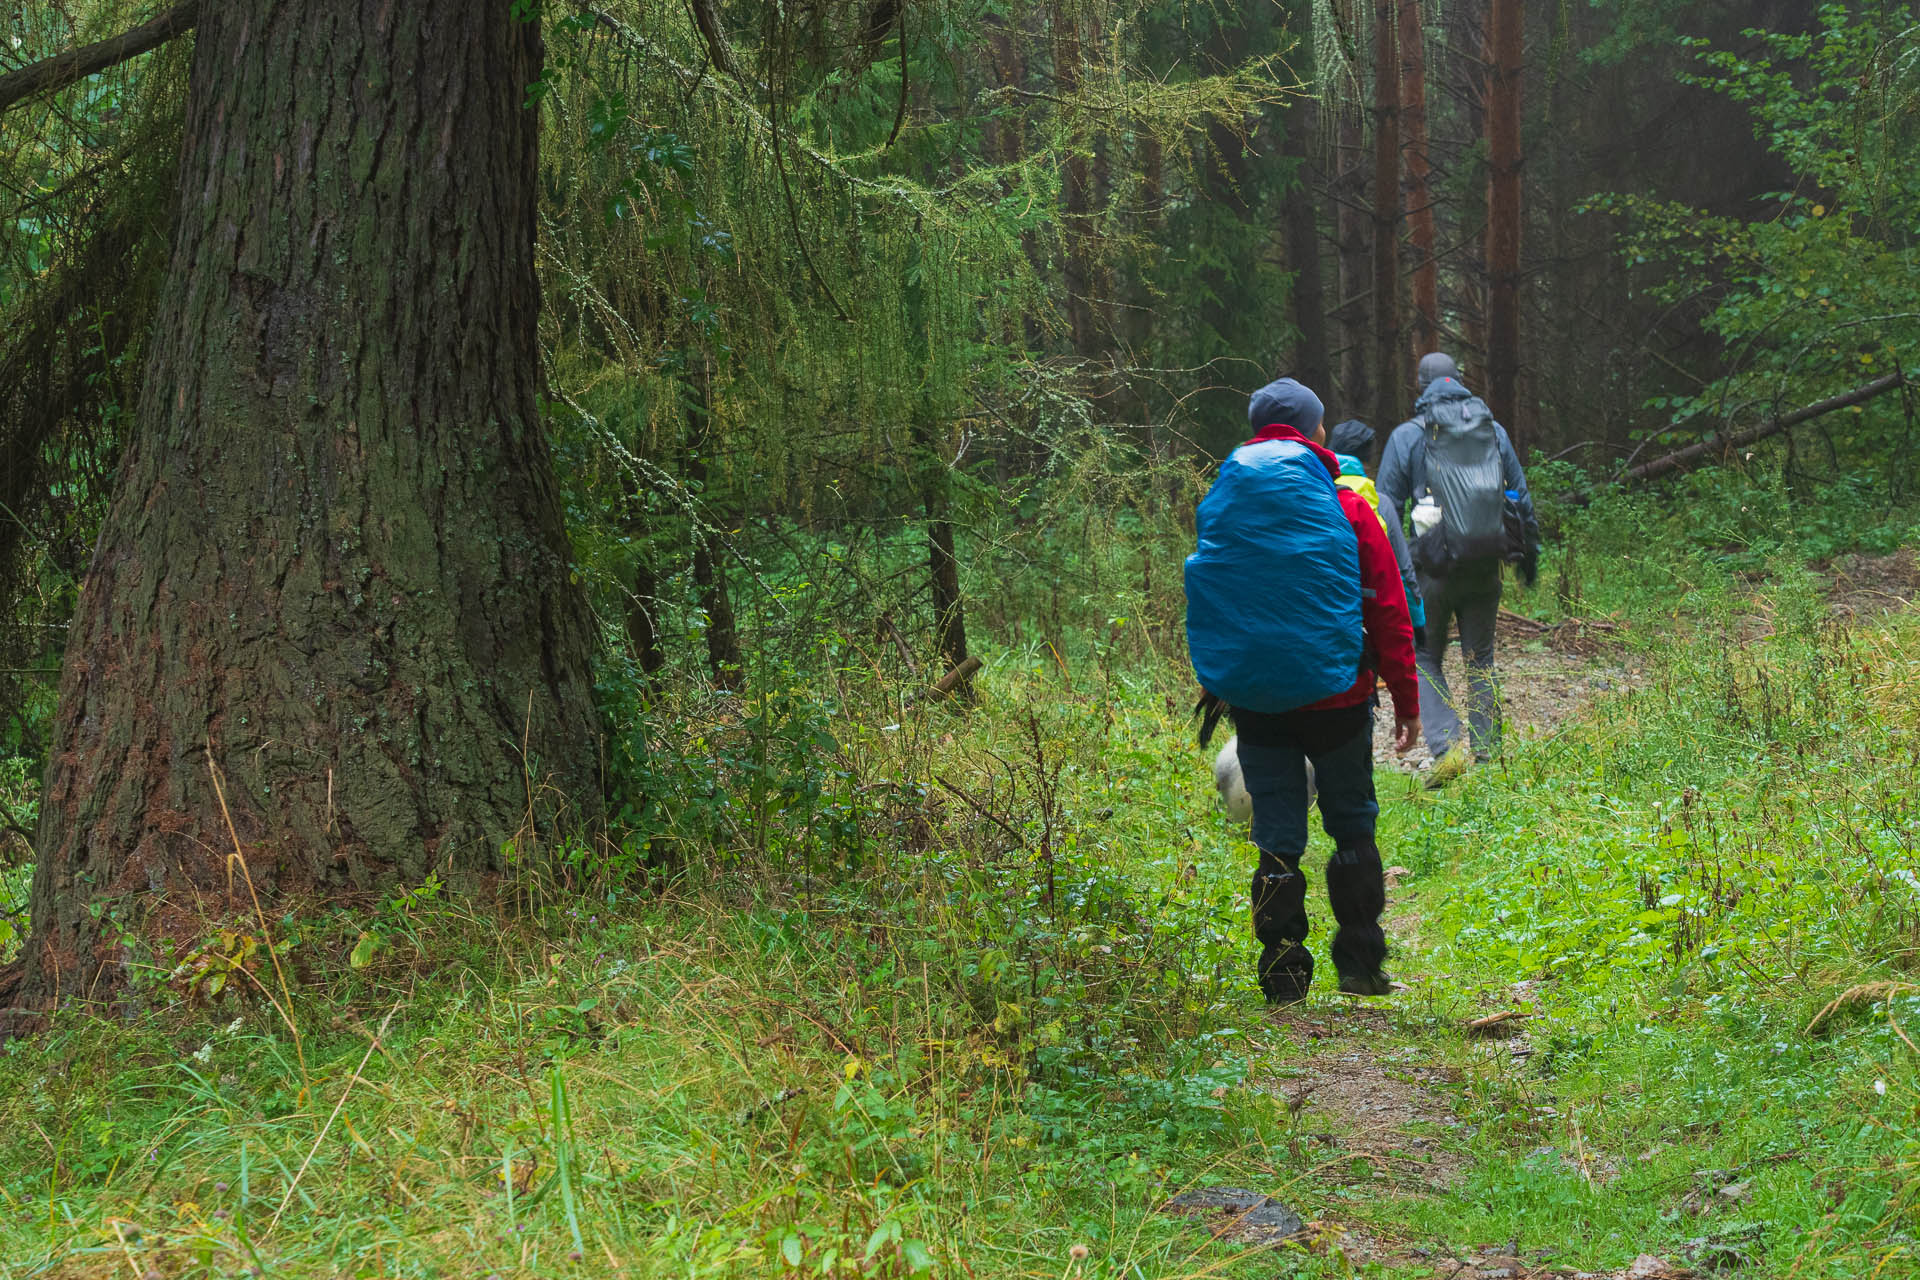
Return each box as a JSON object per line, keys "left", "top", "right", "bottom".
{"left": 1417, "top": 557, "right": 1503, "bottom": 761}
{"left": 1231, "top": 704, "right": 1388, "bottom": 983}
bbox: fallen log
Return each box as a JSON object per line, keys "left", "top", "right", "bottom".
{"left": 922, "top": 655, "right": 982, "bottom": 700}
{"left": 1623, "top": 369, "right": 1909, "bottom": 485}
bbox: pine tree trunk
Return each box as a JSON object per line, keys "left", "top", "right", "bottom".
{"left": 1485, "top": 0, "right": 1524, "bottom": 437}
{"left": 1053, "top": 7, "right": 1100, "bottom": 360}
{"left": 1370, "top": 0, "right": 1402, "bottom": 427}
{"left": 1281, "top": 96, "right": 1331, "bottom": 395}
{"left": 1279, "top": 0, "right": 1331, "bottom": 396}
{"left": 684, "top": 361, "right": 742, "bottom": 690}
{"left": 981, "top": 14, "right": 1025, "bottom": 168}
{"left": 915, "top": 422, "right": 969, "bottom": 674}
{"left": 1399, "top": 0, "right": 1438, "bottom": 365}
{"left": 13, "top": 1, "right": 602, "bottom": 1012}
{"left": 1334, "top": 96, "right": 1370, "bottom": 410}
{"left": 1332, "top": 0, "right": 1371, "bottom": 413}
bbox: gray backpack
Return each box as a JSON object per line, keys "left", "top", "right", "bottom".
{"left": 1412, "top": 390, "right": 1506, "bottom": 571}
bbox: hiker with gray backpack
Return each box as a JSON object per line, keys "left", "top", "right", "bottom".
{"left": 1377, "top": 353, "right": 1540, "bottom": 786}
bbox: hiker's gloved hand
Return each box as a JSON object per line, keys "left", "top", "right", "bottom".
{"left": 1519, "top": 543, "right": 1540, "bottom": 588}
{"left": 1413, "top": 624, "right": 1427, "bottom": 651}
{"left": 1393, "top": 716, "right": 1421, "bottom": 755}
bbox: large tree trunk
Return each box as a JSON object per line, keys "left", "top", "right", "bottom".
{"left": 13, "top": 1, "right": 602, "bottom": 1012}
{"left": 1370, "top": 0, "right": 1402, "bottom": 427}
{"left": 1399, "top": 0, "right": 1438, "bottom": 365}
{"left": 1484, "top": 0, "right": 1524, "bottom": 437}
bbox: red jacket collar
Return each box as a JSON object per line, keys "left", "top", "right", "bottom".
{"left": 1246, "top": 424, "right": 1341, "bottom": 480}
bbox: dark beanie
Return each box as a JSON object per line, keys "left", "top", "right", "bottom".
{"left": 1247, "top": 377, "right": 1325, "bottom": 434}
{"left": 1416, "top": 352, "right": 1458, "bottom": 390}
{"left": 1327, "top": 419, "right": 1376, "bottom": 460}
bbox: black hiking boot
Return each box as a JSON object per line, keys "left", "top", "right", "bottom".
{"left": 1252, "top": 853, "right": 1311, "bottom": 1005}
{"left": 1326, "top": 841, "right": 1389, "bottom": 993}
{"left": 1259, "top": 943, "right": 1315, "bottom": 1005}
{"left": 1336, "top": 968, "right": 1397, "bottom": 997}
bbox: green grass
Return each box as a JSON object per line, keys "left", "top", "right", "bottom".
{"left": 4, "top": 543, "right": 1920, "bottom": 1277}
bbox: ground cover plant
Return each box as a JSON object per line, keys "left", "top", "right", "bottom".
{"left": 4, "top": 496, "right": 1920, "bottom": 1277}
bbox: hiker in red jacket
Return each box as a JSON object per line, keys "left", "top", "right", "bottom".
{"left": 1201, "top": 378, "right": 1420, "bottom": 1004}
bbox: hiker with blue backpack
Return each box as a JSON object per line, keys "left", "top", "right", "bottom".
{"left": 1187, "top": 378, "right": 1421, "bottom": 1005}
{"left": 1377, "top": 353, "right": 1541, "bottom": 787}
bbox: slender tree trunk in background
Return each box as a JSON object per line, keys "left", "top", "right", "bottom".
{"left": 1449, "top": 0, "right": 1488, "bottom": 374}
{"left": 1281, "top": 101, "right": 1331, "bottom": 394}
{"left": 1334, "top": 97, "right": 1370, "bottom": 411}
{"left": 914, "top": 421, "right": 970, "bottom": 673}
{"left": 1123, "top": 131, "right": 1165, "bottom": 424}
{"left": 1399, "top": 0, "right": 1438, "bottom": 365}
{"left": 684, "top": 361, "right": 742, "bottom": 690}
{"left": 1277, "top": 0, "right": 1330, "bottom": 394}
{"left": 982, "top": 13, "right": 1024, "bottom": 168}
{"left": 1370, "top": 0, "right": 1402, "bottom": 427}
{"left": 1053, "top": 6, "right": 1100, "bottom": 360}
{"left": 1485, "top": 0, "right": 1523, "bottom": 438}
{"left": 12, "top": 1, "right": 602, "bottom": 1012}
{"left": 1198, "top": 14, "right": 1259, "bottom": 364}
{"left": 625, "top": 550, "right": 666, "bottom": 681}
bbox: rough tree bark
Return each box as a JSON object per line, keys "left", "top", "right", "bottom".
{"left": 12, "top": 1, "right": 603, "bottom": 1012}
{"left": 1484, "top": 0, "right": 1524, "bottom": 438}
{"left": 1370, "top": 0, "right": 1402, "bottom": 426}
{"left": 1399, "top": 0, "right": 1438, "bottom": 365}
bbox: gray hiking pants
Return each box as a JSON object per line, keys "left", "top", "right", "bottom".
{"left": 1416, "top": 558, "right": 1503, "bottom": 760}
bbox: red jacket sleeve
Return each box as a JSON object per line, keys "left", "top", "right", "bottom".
{"left": 1338, "top": 487, "right": 1419, "bottom": 719}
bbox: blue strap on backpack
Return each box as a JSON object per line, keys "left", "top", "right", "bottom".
{"left": 1185, "top": 439, "right": 1364, "bottom": 714}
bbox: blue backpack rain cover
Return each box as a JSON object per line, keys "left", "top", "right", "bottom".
{"left": 1185, "top": 439, "right": 1364, "bottom": 713}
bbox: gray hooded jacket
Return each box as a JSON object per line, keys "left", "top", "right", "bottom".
{"left": 1376, "top": 378, "right": 1535, "bottom": 555}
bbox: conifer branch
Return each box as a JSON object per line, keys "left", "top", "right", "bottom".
{"left": 0, "top": 2, "right": 199, "bottom": 116}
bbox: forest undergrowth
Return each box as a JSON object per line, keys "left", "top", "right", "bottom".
{"left": 3, "top": 485, "right": 1920, "bottom": 1279}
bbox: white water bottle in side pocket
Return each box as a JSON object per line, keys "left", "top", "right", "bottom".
{"left": 1412, "top": 496, "right": 1443, "bottom": 536}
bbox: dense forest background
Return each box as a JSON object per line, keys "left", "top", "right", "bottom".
{"left": 1, "top": 0, "right": 1916, "bottom": 955}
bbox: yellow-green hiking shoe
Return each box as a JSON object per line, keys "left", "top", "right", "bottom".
{"left": 1423, "top": 743, "right": 1472, "bottom": 790}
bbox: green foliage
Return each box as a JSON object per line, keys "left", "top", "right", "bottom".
{"left": 1393, "top": 594, "right": 1920, "bottom": 1278}
{"left": 1588, "top": 6, "right": 1920, "bottom": 483}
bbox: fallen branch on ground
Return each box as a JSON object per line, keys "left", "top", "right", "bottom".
{"left": 1805, "top": 980, "right": 1917, "bottom": 1037}
{"left": 1623, "top": 369, "right": 1910, "bottom": 485}
{"left": 1499, "top": 609, "right": 1623, "bottom": 635}
{"left": 1465, "top": 1010, "right": 1529, "bottom": 1038}
{"left": 921, "top": 655, "right": 982, "bottom": 700}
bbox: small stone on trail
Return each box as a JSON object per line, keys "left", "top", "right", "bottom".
{"left": 1161, "top": 1186, "right": 1304, "bottom": 1239}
